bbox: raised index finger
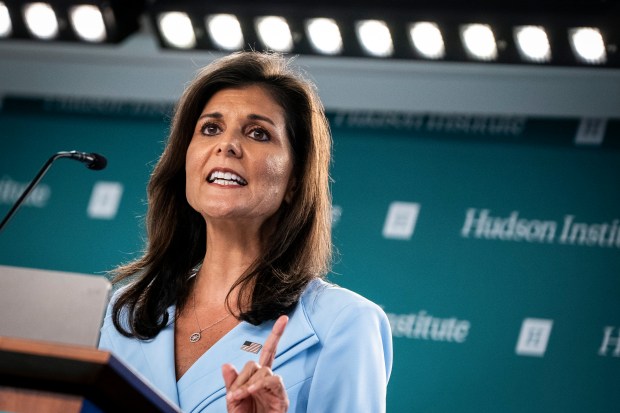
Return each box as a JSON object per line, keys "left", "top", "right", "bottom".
{"left": 259, "top": 315, "right": 288, "bottom": 368}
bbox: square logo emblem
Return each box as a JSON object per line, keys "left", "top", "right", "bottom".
{"left": 331, "top": 205, "right": 342, "bottom": 227}
{"left": 87, "top": 181, "right": 124, "bottom": 220}
{"left": 515, "top": 318, "right": 553, "bottom": 357}
{"left": 382, "top": 202, "right": 421, "bottom": 240}
{"left": 575, "top": 118, "right": 607, "bottom": 145}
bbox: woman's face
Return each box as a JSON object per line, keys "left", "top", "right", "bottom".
{"left": 185, "top": 85, "right": 295, "bottom": 226}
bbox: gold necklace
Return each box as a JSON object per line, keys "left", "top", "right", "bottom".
{"left": 189, "top": 285, "right": 231, "bottom": 343}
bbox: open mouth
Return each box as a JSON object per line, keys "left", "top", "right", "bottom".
{"left": 207, "top": 170, "right": 248, "bottom": 186}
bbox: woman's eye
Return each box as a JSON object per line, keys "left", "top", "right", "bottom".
{"left": 201, "top": 123, "right": 220, "bottom": 135}
{"left": 249, "top": 127, "right": 270, "bottom": 141}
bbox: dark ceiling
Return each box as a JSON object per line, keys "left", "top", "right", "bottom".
{"left": 272, "top": 0, "right": 620, "bottom": 16}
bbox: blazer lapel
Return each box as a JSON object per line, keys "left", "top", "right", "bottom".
{"left": 177, "top": 300, "right": 319, "bottom": 412}
{"left": 138, "top": 306, "right": 180, "bottom": 406}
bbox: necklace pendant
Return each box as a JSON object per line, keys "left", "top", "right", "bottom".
{"left": 189, "top": 332, "right": 201, "bottom": 343}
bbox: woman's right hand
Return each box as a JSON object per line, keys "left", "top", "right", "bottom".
{"left": 222, "top": 315, "right": 289, "bottom": 413}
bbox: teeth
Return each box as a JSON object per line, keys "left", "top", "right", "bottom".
{"left": 208, "top": 170, "right": 247, "bottom": 185}
{"left": 213, "top": 179, "right": 238, "bottom": 186}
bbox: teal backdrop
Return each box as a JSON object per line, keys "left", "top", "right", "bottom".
{"left": 1, "top": 96, "right": 618, "bottom": 412}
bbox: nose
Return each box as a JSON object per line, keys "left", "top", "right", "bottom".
{"left": 216, "top": 131, "right": 242, "bottom": 158}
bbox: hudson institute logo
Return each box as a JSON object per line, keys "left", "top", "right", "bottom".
{"left": 0, "top": 175, "right": 50, "bottom": 208}
{"left": 598, "top": 326, "right": 620, "bottom": 357}
{"left": 87, "top": 181, "right": 124, "bottom": 220}
{"left": 574, "top": 117, "right": 607, "bottom": 146}
{"left": 461, "top": 208, "right": 620, "bottom": 248}
{"left": 331, "top": 205, "right": 342, "bottom": 227}
{"left": 515, "top": 318, "right": 553, "bottom": 357}
{"left": 386, "top": 310, "right": 471, "bottom": 343}
{"left": 382, "top": 202, "right": 421, "bottom": 240}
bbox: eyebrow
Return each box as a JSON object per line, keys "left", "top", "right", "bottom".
{"left": 197, "top": 112, "right": 276, "bottom": 126}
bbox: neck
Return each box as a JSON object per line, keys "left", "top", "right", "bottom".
{"left": 193, "top": 219, "right": 263, "bottom": 308}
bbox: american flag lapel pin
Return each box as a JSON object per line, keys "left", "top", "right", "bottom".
{"left": 240, "top": 340, "right": 263, "bottom": 354}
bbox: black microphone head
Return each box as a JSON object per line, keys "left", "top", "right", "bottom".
{"left": 87, "top": 153, "right": 107, "bottom": 170}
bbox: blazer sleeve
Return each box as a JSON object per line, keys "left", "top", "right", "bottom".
{"left": 306, "top": 300, "right": 393, "bottom": 413}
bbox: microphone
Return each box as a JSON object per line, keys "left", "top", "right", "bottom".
{"left": 63, "top": 151, "right": 108, "bottom": 171}
{"left": 0, "top": 151, "right": 108, "bottom": 232}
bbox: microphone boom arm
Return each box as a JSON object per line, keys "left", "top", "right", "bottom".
{"left": 0, "top": 151, "right": 106, "bottom": 232}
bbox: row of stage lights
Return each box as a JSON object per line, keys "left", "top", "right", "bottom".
{"left": 0, "top": 1, "right": 617, "bottom": 67}
{"left": 153, "top": 12, "right": 611, "bottom": 65}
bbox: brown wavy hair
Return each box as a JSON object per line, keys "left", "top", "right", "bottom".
{"left": 111, "top": 52, "right": 332, "bottom": 339}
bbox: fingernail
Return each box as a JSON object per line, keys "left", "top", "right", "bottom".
{"left": 226, "top": 391, "right": 239, "bottom": 401}
{"left": 248, "top": 384, "right": 257, "bottom": 392}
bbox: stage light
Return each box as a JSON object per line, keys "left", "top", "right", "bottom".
{"left": 460, "top": 23, "right": 497, "bottom": 61}
{"left": 0, "top": 2, "right": 11, "bottom": 38}
{"left": 306, "top": 18, "right": 343, "bottom": 55}
{"left": 206, "top": 14, "right": 244, "bottom": 51}
{"left": 69, "top": 5, "right": 106, "bottom": 43}
{"left": 356, "top": 19, "right": 393, "bottom": 57}
{"left": 23, "top": 2, "right": 59, "bottom": 40}
{"left": 514, "top": 26, "right": 551, "bottom": 63}
{"left": 158, "top": 12, "right": 196, "bottom": 49}
{"left": 255, "top": 16, "right": 293, "bottom": 52}
{"left": 569, "top": 27, "right": 606, "bottom": 64}
{"left": 409, "top": 22, "right": 445, "bottom": 59}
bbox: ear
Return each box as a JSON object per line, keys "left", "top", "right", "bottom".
{"left": 284, "top": 177, "right": 297, "bottom": 204}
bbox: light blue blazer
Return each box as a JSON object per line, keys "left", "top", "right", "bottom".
{"left": 98, "top": 279, "right": 393, "bottom": 412}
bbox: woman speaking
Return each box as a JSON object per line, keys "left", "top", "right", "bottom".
{"left": 98, "top": 51, "right": 392, "bottom": 412}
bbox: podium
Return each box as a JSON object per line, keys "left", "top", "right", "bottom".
{"left": 0, "top": 336, "right": 181, "bottom": 413}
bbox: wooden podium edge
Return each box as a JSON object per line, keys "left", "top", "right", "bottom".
{"left": 0, "top": 336, "right": 181, "bottom": 413}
